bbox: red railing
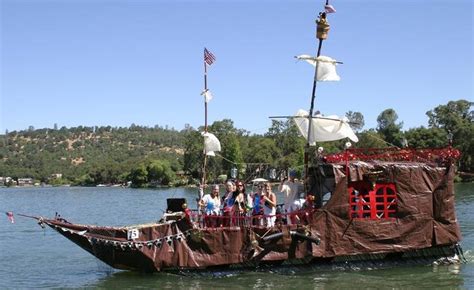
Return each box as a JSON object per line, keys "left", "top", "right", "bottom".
{"left": 324, "top": 147, "right": 460, "bottom": 165}
{"left": 186, "top": 208, "right": 317, "bottom": 228}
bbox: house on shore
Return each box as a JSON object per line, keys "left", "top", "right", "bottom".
{"left": 0, "top": 176, "right": 13, "bottom": 186}
{"left": 17, "top": 178, "right": 34, "bottom": 186}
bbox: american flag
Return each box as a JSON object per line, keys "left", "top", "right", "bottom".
{"left": 324, "top": 4, "right": 336, "bottom": 14}
{"left": 204, "top": 48, "right": 216, "bottom": 66}
{"left": 6, "top": 211, "right": 14, "bottom": 223}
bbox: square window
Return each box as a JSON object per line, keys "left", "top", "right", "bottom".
{"left": 349, "top": 182, "right": 397, "bottom": 220}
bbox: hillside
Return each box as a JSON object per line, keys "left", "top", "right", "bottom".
{"left": 0, "top": 125, "right": 185, "bottom": 185}
{"left": 1, "top": 100, "right": 472, "bottom": 186}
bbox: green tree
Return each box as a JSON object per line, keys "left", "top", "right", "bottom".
{"left": 376, "top": 109, "right": 404, "bottom": 147}
{"left": 355, "top": 129, "right": 389, "bottom": 149}
{"left": 426, "top": 100, "right": 473, "bottom": 173}
{"left": 427, "top": 100, "right": 473, "bottom": 132}
{"left": 129, "top": 164, "right": 148, "bottom": 187}
{"left": 404, "top": 127, "right": 447, "bottom": 148}
{"left": 456, "top": 123, "right": 474, "bottom": 173}
{"left": 346, "top": 111, "right": 365, "bottom": 132}
{"left": 147, "top": 160, "right": 176, "bottom": 186}
{"left": 183, "top": 129, "right": 203, "bottom": 178}
{"left": 266, "top": 119, "right": 305, "bottom": 170}
{"left": 221, "top": 133, "right": 244, "bottom": 174}
{"left": 207, "top": 119, "right": 245, "bottom": 180}
{"left": 245, "top": 137, "right": 280, "bottom": 164}
{"left": 208, "top": 119, "right": 241, "bottom": 136}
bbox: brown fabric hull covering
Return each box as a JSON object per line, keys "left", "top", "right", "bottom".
{"left": 43, "top": 161, "right": 461, "bottom": 272}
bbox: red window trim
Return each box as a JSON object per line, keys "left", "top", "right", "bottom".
{"left": 348, "top": 183, "right": 397, "bottom": 220}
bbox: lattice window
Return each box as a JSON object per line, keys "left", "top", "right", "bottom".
{"left": 349, "top": 183, "right": 397, "bottom": 219}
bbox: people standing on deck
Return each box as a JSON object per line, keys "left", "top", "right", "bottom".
{"left": 223, "top": 180, "right": 236, "bottom": 211}
{"left": 200, "top": 184, "right": 221, "bottom": 215}
{"left": 199, "top": 184, "right": 221, "bottom": 227}
{"left": 262, "top": 182, "right": 277, "bottom": 227}
{"left": 233, "top": 180, "right": 247, "bottom": 225}
{"left": 279, "top": 170, "right": 303, "bottom": 224}
{"left": 222, "top": 180, "right": 236, "bottom": 226}
{"left": 252, "top": 183, "right": 265, "bottom": 225}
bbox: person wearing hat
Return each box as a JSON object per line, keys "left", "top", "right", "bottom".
{"left": 279, "top": 170, "right": 303, "bottom": 224}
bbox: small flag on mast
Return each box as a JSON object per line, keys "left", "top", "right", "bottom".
{"left": 324, "top": 4, "right": 336, "bottom": 13}
{"left": 204, "top": 48, "right": 216, "bottom": 66}
{"left": 6, "top": 211, "right": 14, "bottom": 223}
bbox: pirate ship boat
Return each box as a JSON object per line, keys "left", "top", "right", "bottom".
{"left": 28, "top": 1, "right": 463, "bottom": 272}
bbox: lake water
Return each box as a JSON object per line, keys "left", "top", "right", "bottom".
{"left": 1, "top": 184, "right": 473, "bottom": 289}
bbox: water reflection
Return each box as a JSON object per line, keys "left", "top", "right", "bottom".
{"left": 88, "top": 261, "right": 466, "bottom": 289}
{"left": 455, "top": 183, "right": 474, "bottom": 204}
{"left": 0, "top": 184, "right": 472, "bottom": 289}
{"left": 456, "top": 184, "right": 474, "bottom": 248}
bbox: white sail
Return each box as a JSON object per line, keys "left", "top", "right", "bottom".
{"left": 201, "top": 89, "right": 213, "bottom": 103}
{"left": 295, "top": 55, "right": 340, "bottom": 81}
{"left": 293, "top": 109, "right": 358, "bottom": 145}
{"left": 202, "top": 132, "right": 221, "bottom": 156}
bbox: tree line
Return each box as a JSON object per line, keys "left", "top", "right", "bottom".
{"left": 0, "top": 99, "right": 471, "bottom": 186}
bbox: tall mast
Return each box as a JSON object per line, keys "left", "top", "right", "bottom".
{"left": 200, "top": 48, "right": 217, "bottom": 192}
{"left": 201, "top": 54, "right": 209, "bottom": 187}
{"left": 204, "top": 60, "right": 209, "bottom": 133}
{"left": 304, "top": 2, "right": 332, "bottom": 192}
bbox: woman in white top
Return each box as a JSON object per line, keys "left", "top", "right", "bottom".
{"left": 200, "top": 185, "right": 221, "bottom": 227}
{"left": 262, "top": 182, "right": 277, "bottom": 227}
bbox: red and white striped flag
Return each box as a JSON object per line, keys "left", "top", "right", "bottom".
{"left": 6, "top": 211, "right": 14, "bottom": 223}
{"left": 204, "top": 48, "right": 216, "bottom": 66}
{"left": 325, "top": 4, "right": 336, "bottom": 13}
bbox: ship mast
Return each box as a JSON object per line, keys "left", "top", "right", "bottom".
{"left": 201, "top": 55, "right": 209, "bottom": 187}
{"left": 200, "top": 48, "right": 216, "bottom": 188}
{"left": 304, "top": 1, "right": 332, "bottom": 192}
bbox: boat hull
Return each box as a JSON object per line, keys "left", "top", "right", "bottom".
{"left": 39, "top": 159, "right": 462, "bottom": 272}
{"left": 43, "top": 214, "right": 460, "bottom": 272}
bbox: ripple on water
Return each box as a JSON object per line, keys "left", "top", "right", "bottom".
{"left": 0, "top": 184, "right": 473, "bottom": 289}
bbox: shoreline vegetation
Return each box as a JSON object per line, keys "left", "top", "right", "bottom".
{"left": 0, "top": 100, "right": 472, "bottom": 187}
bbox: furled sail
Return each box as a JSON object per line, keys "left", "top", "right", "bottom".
{"left": 293, "top": 109, "right": 358, "bottom": 145}
{"left": 295, "top": 55, "right": 340, "bottom": 81}
{"left": 201, "top": 89, "right": 213, "bottom": 103}
{"left": 202, "top": 132, "right": 221, "bottom": 156}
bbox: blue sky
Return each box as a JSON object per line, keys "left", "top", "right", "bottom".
{"left": 1, "top": 0, "right": 472, "bottom": 135}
